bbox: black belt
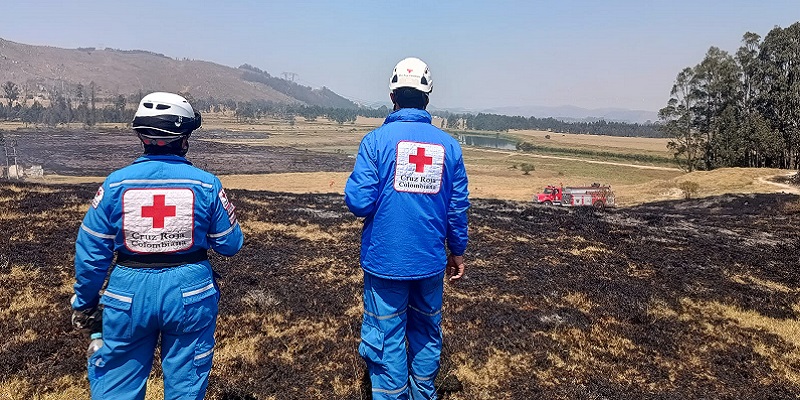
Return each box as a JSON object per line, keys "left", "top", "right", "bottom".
{"left": 116, "top": 250, "right": 208, "bottom": 269}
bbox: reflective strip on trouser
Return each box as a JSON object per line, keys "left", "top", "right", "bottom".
{"left": 361, "top": 272, "right": 444, "bottom": 400}
{"left": 87, "top": 263, "right": 218, "bottom": 400}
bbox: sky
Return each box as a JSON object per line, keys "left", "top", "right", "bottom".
{"left": 0, "top": 1, "right": 797, "bottom": 112}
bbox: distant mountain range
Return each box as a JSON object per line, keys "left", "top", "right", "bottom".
{"left": 482, "top": 105, "right": 658, "bottom": 124}
{"left": 0, "top": 38, "right": 357, "bottom": 108}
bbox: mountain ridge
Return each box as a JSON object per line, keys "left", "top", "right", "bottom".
{"left": 0, "top": 37, "right": 356, "bottom": 108}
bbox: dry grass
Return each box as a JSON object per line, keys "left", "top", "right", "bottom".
{"left": 221, "top": 172, "right": 349, "bottom": 194}
{"left": 616, "top": 168, "right": 793, "bottom": 206}
{"left": 509, "top": 129, "right": 672, "bottom": 155}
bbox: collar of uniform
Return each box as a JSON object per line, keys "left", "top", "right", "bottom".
{"left": 132, "top": 154, "right": 193, "bottom": 165}
{"left": 384, "top": 108, "right": 432, "bottom": 124}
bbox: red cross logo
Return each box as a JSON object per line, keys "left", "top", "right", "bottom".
{"left": 141, "top": 194, "right": 176, "bottom": 229}
{"left": 407, "top": 68, "right": 413, "bottom": 73}
{"left": 408, "top": 147, "right": 433, "bottom": 173}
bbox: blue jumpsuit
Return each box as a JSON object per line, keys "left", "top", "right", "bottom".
{"left": 345, "top": 108, "right": 470, "bottom": 399}
{"left": 72, "top": 154, "right": 244, "bottom": 400}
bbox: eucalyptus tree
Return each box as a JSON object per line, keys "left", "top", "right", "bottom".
{"left": 659, "top": 67, "right": 704, "bottom": 171}
{"left": 755, "top": 22, "right": 800, "bottom": 168}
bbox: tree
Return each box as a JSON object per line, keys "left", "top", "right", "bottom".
{"left": 2, "top": 81, "right": 20, "bottom": 107}
{"left": 88, "top": 81, "right": 98, "bottom": 126}
{"left": 755, "top": 22, "right": 800, "bottom": 168}
{"left": 660, "top": 68, "right": 704, "bottom": 171}
{"left": 114, "top": 94, "right": 127, "bottom": 121}
{"left": 692, "top": 47, "right": 742, "bottom": 169}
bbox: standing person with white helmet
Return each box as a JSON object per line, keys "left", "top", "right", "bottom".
{"left": 345, "top": 58, "right": 470, "bottom": 399}
{"left": 70, "top": 92, "right": 243, "bottom": 399}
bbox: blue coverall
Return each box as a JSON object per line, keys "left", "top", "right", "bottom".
{"left": 72, "top": 154, "right": 244, "bottom": 400}
{"left": 345, "top": 108, "right": 470, "bottom": 399}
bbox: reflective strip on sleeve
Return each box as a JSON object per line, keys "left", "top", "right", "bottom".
{"left": 364, "top": 308, "right": 407, "bottom": 320}
{"left": 208, "top": 223, "right": 238, "bottom": 238}
{"left": 372, "top": 383, "right": 408, "bottom": 395}
{"left": 194, "top": 348, "right": 214, "bottom": 361}
{"left": 183, "top": 283, "right": 215, "bottom": 297}
{"left": 409, "top": 305, "right": 442, "bottom": 317}
{"left": 103, "top": 290, "right": 133, "bottom": 303}
{"left": 81, "top": 224, "right": 116, "bottom": 240}
{"left": 109, "top": 179, "right": 213, "bottom": 189}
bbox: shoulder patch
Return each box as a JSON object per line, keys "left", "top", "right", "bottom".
{"left": 91, "top": 186, "right": 104, "bottom": 209}
{"left": 218, "top": 188, "right": 237, "bottom": 224}
{"left": 394, "top": 141, "right": 445, "bottom": 194}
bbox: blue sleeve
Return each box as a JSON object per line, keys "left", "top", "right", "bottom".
{"left": 73, "top": 183, "right": 116, "bottom": 311}
{"left": 345, "top": 134, "right": 380, "bottom": 217}
{"left": 207, "top": 181, "right": 244, "bottom": 257}
{"left": 446, "top": 152, "right": 470, "bottom": 255}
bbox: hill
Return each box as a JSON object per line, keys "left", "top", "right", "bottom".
{"left": 0, "top": 38, "right": 357, "bottom": 108}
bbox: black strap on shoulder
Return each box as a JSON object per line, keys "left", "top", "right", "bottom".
{"left": 116, "top": 250, "right": 208, "bottom": 269}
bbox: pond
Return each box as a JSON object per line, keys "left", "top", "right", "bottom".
{"left": 458, "top": 134, "right": 518, "bottom": 150}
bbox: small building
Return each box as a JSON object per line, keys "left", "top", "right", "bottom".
{"left": 27, "top": 165, "right": 43, "bottom": 178}
{"left": 7, "top": 165, "right": 22, "bottom": 179}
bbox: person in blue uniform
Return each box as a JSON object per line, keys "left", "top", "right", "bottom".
{"left": 70, "top": 92, "right": 244, "bottom": 400}
{"left": 345, "top": 58, "right": 470, "bottom": 400}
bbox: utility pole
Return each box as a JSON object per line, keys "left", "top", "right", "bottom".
{"left": 281, "top": 72, "right": 297, "bottom": 82}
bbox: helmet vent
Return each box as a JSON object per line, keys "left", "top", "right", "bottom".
{"left": 420, "top": 76, "right": 428, "bottom": 85}
{"left": 143, "top": 102, "right": 154, "bottom": 109}
{"left": 391, "top": 75, "right": 398, "bottom": 83}
{"left": 156, "top": 104, "right": 171, "bottom": 110}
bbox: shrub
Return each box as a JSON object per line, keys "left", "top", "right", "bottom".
{"left": 678, "top": 181, "right": 700, "bottom": 200}
{"left": 520, "top": 163, "right": 535, "bottom": 175}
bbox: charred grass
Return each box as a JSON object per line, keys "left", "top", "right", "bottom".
{"left": 0, "top": 182, "right": 799, "bottom": 399}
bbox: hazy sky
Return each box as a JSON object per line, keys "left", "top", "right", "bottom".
{"left": 0, "top": 1, "right": 797, "bottom": 112}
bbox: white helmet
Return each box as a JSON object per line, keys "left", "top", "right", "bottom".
{"left": 389, "top": 57, "right": 432, "bottom": 94}
{"left": 132, "top": 92, "right": 201, "bottom": 136}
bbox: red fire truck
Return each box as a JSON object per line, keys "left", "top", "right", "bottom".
{"left": 535, "top": 184, "right": 615, "bottom": 209}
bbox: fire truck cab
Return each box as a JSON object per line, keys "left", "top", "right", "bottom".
{"left": 535, "top": 185, "right": 563, "bottom": 205}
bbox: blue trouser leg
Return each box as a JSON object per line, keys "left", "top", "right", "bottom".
{"left": 161, "top": 321, "right": 216, "bottom": 400}
{"left": 361, "top": 273, "right": 411, "bottom": 399}
{"left": 407, "top": 273, "right": 444, "bottom": 400}
{"left": 88, "top": 264, "right": 218, "bottom": 400}
{"left": 88, "top": 267, "right": 159, "bottom": 400}
{"left": 88, "top": 331, "right": 158, "bottom": 400}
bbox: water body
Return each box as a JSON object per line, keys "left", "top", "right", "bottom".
{"left": 458, "top": 134, "right": 518, "bottom": 151}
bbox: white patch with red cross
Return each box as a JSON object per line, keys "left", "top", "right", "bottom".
{"left": 122, "top": 188, "right": 195, "bottom": 253}
{"left": 394, "top": 141, "right": 445, "bottom": 194}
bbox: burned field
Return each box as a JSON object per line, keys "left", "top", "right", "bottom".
{"left": 0, "top": 181, "right": 799, "bottom": 399}
{"left": 3, "top": 129, "right": 354, "bottom": 175}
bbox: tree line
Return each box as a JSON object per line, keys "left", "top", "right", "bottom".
{"left": 440, "top": 112, "right": 661, "bottom": 137}
{"left": 659, "top": 22, "right": 800, "bottom": 171}
{"left": 0, "top": 81, "right": 133, "bottom": 126}
{"left": 0, "top": 80, "right": 393, "bottom": 127}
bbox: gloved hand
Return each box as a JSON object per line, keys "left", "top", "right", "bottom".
{"left": 70, "top": 295, "right": 102, "bottom": 332}
{"left": 72, "top": 308, "right": 102, "bottom": 331}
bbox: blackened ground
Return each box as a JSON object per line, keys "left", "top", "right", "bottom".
{"left": 3, "top": 128, "right": 353, "bottom": 175}
{"left": 0, "top": 182, "right": 798, "bottom": 399}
